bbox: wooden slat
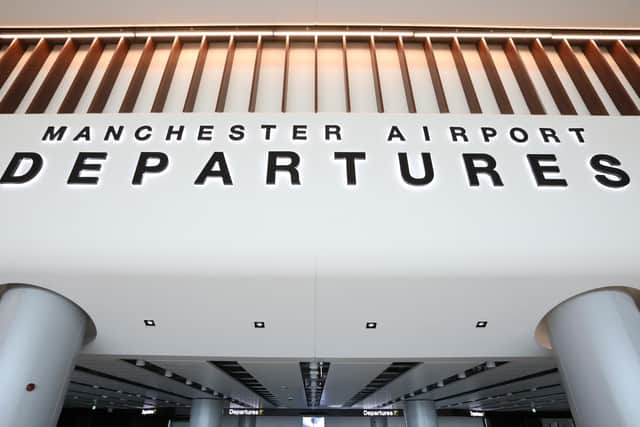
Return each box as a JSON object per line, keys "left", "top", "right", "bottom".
{"left": 451, "top": 37, "right": 481, "bottom": 113}
{"left": 556, "top": 39, "right": 608, "bottom": 115}
{"left": 342, "top": 36, "right": 351, "bottom": 113}
{"left": 119, "top": 37, "right": 155, "bottom": 113}
{"left": 504, "top": 38, "right": 545, "bottom": 114}
{"left": 26, "top": 38, "right": 78, "bottom": 113}
{"left": 369, "top": 36, "right": 384, "bottom": 113}
{"left": 183, "top": 36, "right": 208, "bottom": 113}
{"left": 396, "top": 36, "right": 416, "bottom": 113}
{"left": 88, "top": 37, "right": 130, "bottom": 113}
{"left": 150, "top": 37, "right": 182, "bottom": 113}
{"left": 477, "top": 38, "right": 513, "bottom": 114}
{"left": 248, "top": 36, "right": 263, "bottom": 112}
{"left": 584, "top": 40, "right": 639, "bottom": 115}
{"left": 314, "top": 36, "right": 319, "bottom": 113}
{"left": 281, "top": 36, "right": 290, "bottom": 113}
{"left": 0, "top": 39, "right": 26, "bottom": 89}
{"left": 609, "top": 40, "right": 640, "bottom": 97}
{"left": 423, "top": 37, "right": 449, "bottom": 113}
{"left": 529, "top": 38, "right": 576, "bottom": 115}
{"left": 58, "top": 38, "right": 104, "bottom": 113}
{"left": 0, "top": 39, "right": 52, "bottom": 113}
{"left": 215, "top": 36, "right": 236, "bottom": 113}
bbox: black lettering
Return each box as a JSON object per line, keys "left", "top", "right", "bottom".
{"left": 450, "top": 127, "right": 468, "bottom": 143}
{"left": 42, "top": 126, "right": 67, "bottom": 142}
{"left": 261, "top": 124, "right": 277, "bottom": 141}
{"left": 198, "top": 125, "right": 214, "bottom": 141}
{"left": 132, "top": 152, "right": 169, "bottom": 185}
{"left": 509, "top": 127, "right": 528, "bottom": 143}
{"left": 422, "top": 126, "right": 430, "bottom": 142}
{"left": 229, "top": 125, "right": 245, "bottom": 141}
{"left": 527, "top": 154, "right": 567, "bottom": 187}
{"left": 134, "top": 126, "right": 152, "bottom": 141}
{"left": 195, "top": 152, "right": 233, "bottom": 185}
{"left": 325, "top": 125, "right": 342, "bottom": 141}
{"left": 165, "top": 125, "right": 184, "bottom": 141}
{"left": 266, "top": 151, "right": 300, "bottom": 185}
{"left": 292, "top": 125, "right": 307, "bottom": 141}
{"left": 481, "top": 127, "right": 497, "bottom": 143}
{"left": 0, "top": 152, "right": 43, "bottom": 184}
{"left": 67, "top": 152, "right": 107, "bottom": 185}
{"left": 104, "top": 126, "right": 124, "bottom": 142}
{"left": 334, "top": 152, "right": 366, "bottom": 185}
{"left": 590, "top": 154, "right": 630, "bottom": 189}
{"left": 568, "top": 127, "right": 586, "bottom": 143}
{"left": 539, "top": 128, "right": 560, "bottom": 143}
{"left": 73, "top": 126, "right": 91, "bottom": 142}
{"left": 387, "top": 126, "right": 406, "bottom": 142}
{"left": 463, "top": 153, "right": 504, "bottom": 187}
{"left": 398, "top": 153, "right": 435, "bottom": 186}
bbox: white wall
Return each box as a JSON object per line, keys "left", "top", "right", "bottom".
{"left": 0, "top": 0, "right": 636, "bottom": 29}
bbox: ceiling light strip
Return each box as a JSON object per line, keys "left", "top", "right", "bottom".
{"left": 0, "top": 29, "right": 639, "bottom": 42}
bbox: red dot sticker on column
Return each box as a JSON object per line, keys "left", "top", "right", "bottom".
{"left": 26, "top": 383, "right": 36, "bottom": 392}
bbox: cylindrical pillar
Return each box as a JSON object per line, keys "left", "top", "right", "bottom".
{"left": 371, "top": 416, "right": 389, "bottom": 427}
{"left": 190, "top": 399, "right": 224, "bottom": 427}
{"left": 0, "top": 286, "right": 89, "bottom": 427}
{"left": 547, "top": 289, "right": 640, "bottom": 427}
{"left": 404, "top": 400, "right": 438, "bottom": 427}
{"left": 239, "top": 415, "right": 257, "bottom": 427}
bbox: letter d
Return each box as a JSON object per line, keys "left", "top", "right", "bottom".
{"left": 0, "top": 152, "right": 44, "bottom": 184}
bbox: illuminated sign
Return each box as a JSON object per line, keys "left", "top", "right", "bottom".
{"left": 225, "top": 408, "right": 403, "bottom": 416}
{"left": 228, "top": 408, "right": 265, "bottom": 416}
{"left": 362, "top": 409, "right": 401, "bottom": 417}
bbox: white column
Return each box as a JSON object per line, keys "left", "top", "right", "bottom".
{"left": 371, "top": 416, "right": 389, "bottom": 427}
{"left": 547, "top": 288, "right": 640, "bottom": 427}
{"left": 404, "top": 400, "right": 438, "bottom": 427}
{"left": 190, "top": 399, "right": 224, "bottom": 427}
{"left": 0, "top": 285, "right": 90, "bottom": 427}
{"left": 239, "top": 415, "right": 257, "bottom": 427}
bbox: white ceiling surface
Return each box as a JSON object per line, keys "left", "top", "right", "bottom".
{"left": 0, "top": 0, "right": 638, "bottom": 29}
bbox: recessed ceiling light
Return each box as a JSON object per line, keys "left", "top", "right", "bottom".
{"left": 475, "top": 321, "right": 488, "bottom": 328}
{"left": 366, "top": 322, "right": 377, "bottom": 329}
{"left": 254, "top": 321, "right": 265, "bottom": 328}
{"left": 288, "top": 397, "right": 294, "bottom": 401}
{"left": 144, "top": 319, "right": 156, "bottom": 327}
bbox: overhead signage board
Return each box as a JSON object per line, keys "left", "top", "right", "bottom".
{"left": 0, "top": 112, "right": 638, "bottom": 359}
{"left": 226, "top": 408, "right": 403, "bottom": 416}
{"left": 0, "top": 115, "right": 632, "bottom": 191}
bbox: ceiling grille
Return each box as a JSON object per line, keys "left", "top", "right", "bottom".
{"left": 342, "top": 362, "right": 420, "bottom": 407}
{"left": 0, "top": 26, "right": 638, "bottom": 115}
{"left": 210, "top": 361, "right": 279, "bottom": 406}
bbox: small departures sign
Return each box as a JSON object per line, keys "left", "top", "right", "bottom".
{"left": 0, "top": 121, "right": 631, "bottom": 190}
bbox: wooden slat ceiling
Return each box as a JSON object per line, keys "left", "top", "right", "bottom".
{"left": 0, "top": 27, "right": 638, "bottom": 115}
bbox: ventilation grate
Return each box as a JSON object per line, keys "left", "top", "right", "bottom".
{"left": 343, "top": 362, "right": 420, "bottom": 407}
{"left": 210, "top": 361, "right": 279, "bottom": 406}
